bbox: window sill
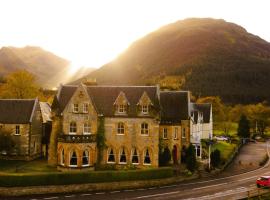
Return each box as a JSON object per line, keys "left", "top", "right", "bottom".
{"left": 83, "top": 133, "right": 91, "bottom": 135}
{"left": 143, "top": 163, "right": 151, "bottom": 166}
{"left": 140, "top": 134, "right": 149, "bottom": 136}
{"left": 69, "top": 133, "right": 77, "bottom": 135}
{"left": 107, "top": 161, "right": 116, "bottom": 164}
{"left": 82, "top": 164, "right": 90, "bottom": 167}
{"left": 132, "top": 163, "right": 139, "bottom": 165}
{"left": 116, "top": 133, "right": 125, "bottom": 136}
{"left": 69, "top": 165, "right": 78, "bottom": 168}
{"left": 119, "top": 162, "right": 127, "bottom": 165}
{"left": 14, "top": 134, "right": 21, "bottom": 136}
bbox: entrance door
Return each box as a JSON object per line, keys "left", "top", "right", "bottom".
{"left": 173, "top": 145, "right": 178, "bottom": 164}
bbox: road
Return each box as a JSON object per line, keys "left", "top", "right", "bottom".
{"left": 3, "top": 142, "right": 270, "bottom": 200}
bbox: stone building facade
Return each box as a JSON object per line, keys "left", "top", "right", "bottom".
{"left": 53, "top": 83, "right": 212, "bottom": 170}
{"left": 0, "top": 98, "right": 43, "bottom": 160}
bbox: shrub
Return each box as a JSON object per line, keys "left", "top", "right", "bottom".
{"left": 0, "top": 167, "right": 174, "bottom": 187}
{"left": 185, "top": 145, "right": 197, "bottom": 172}
{"left": 159, "top": 146, "right": 172, "bottom": 166}
{"left": 211, "top": 149, "right": 221, "bottom": 168}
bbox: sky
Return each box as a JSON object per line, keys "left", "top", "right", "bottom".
{"left": 0, "top": 0, "right": 269, "bottom": 72}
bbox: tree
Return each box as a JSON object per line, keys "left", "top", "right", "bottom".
{"left": 0, "top": 70, "right": 40, "bottom": 99}
{"left": 185, "top": 145, "right": 197, "bottom": 172}
{"left": 159, "top": 146, "right": 172, "bottom": 166}
{"left": 0, "top": 129, "right": 15, "bottom": 155}
{"left": 237, "top": 114, "right": 250, "bottom": 138}
{"left": 211, "top": 149, "right": 221, "bottom": 168}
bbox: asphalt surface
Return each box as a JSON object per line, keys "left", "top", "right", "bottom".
{"left": 2, "top": 142, "right": 269, "bottom": 200}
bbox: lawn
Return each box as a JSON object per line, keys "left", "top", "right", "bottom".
{"left": 211, "top": 141, "right": 237, "bottom": 161}
{"left": 0, "top": 158, "right": 58, "bottom": 174}
{"left": 213, "top": 122, "right": 238, "bottom": 137}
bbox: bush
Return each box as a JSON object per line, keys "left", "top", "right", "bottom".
{"left": 0, "top": 167, "right": 174, "bottom": 187}
{"left": 185, "top": 145, "right": 197, "bottom": 172}
{"left": 211, "top": 149, "right": 221, "bottom": 168}
{"left": 159, "top": 146, "right": 172, "bottom": 166}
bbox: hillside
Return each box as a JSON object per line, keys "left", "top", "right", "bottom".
{"left": 0, "top": 46, "right": 71, "bottom": 88}
{"left": 81, "top": 18, "right": 270, "bottom": 104}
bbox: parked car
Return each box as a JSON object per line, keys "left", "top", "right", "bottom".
{"left": 256, "top": 176, "right": 270, "bottom": 188}
{"left": 213, "top": 136, "right": 229, "bottom": 141}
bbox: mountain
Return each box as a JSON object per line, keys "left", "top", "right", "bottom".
{"left": 80, "top": 18, "right": 270, "bottom": 104}
{"left": 0, "top": 46, "right": 71, "bottom": 88}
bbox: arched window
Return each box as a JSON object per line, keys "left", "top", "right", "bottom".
{"left": 69, "top": 151, "right": 77, "bottom": 167}
{"left": 107, "top": 148, "right": 115, "bottom": 163}
{"left": 131, "top": 148, "right": 139, "bottom": 164}
{"left": 144, "top": 148, "right": 151, "bottom": 165}
{"left": 117, "top": 122, "right": 125, "bottom": 135}
{"left": 141, "top": 123, "right": 149, "bottom": 135}
{"left": 83, "top": 122, "right": 91, "bottom": 135}
{"left": 60, "top": 149, "right": 65, "bottom": 166}
{"left": 82, "top": 150, "right": 90, "bottom": 166}
{"left": 119, "top": 147, "right": 127, "bottom": 164}
{"left": 69, "top": 122, "right": 77, "bottom": 134}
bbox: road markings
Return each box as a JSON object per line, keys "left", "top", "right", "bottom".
{"left": 80, "top": 193, "right": 92, "bottom": 196}
{"left": 148, "top": 187, "right": 157, "bottom": 190}
{"left": 110, "top": 190, "right": 120, "bottom": 193}
{"left": 237, "top": 175, "right": 258, "bottom": 181}
{"left": 137, "top": 188, "right": 146, "bottom": 191}
{"left": 64, "top": 195, "right": 75, "bottom": 198}
{"left": 44, "top": 197, "right": 59, "bottom": 200}
{"left": 124, "top": 189, "right": 135, "bottom": 192}
{"left": 192, "top": 182, "right": 227, "bottom": 190}
{"left": 134, "top": 191, "right": 180, "bottom": 199}
{"left": 95, "top": 192, "right": 105, "bottom": 195}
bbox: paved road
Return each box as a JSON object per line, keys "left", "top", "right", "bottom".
{"left": 3, "top": 142, "right": 270, "bottom": 200}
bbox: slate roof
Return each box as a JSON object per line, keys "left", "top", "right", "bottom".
{"left": 190, "top": 103, "right": 211, "bottom": 123}
{"left": 0, "top": 99, "right": 37, "bottom": 124}
{"left": 40, "top": 102, "right": 52, "bottom": 123}
{"left": 160, "top": 91, "right": 189, "bottom": 124}
{"left": 56, "top": 85, "right": 160, "bottom": 117}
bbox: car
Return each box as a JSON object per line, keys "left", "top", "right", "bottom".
{"left": 256, "top": 176, "right": 270, "bottom": 188}
{"left": 213, "top": 136, "right": 229, "bottom": 141}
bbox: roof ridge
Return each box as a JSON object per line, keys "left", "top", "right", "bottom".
{"left": 0, "top": 99, "right": 36, "bottom": 101}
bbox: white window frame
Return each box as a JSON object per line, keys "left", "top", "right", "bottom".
{"left": 141, "top": 123, "right": 149, "bottom": 136}
{"left": 69, "top": 151, "right": 78, "bottom": 167}
{"left": 69, "top": 122, "right": 77, "bottom": 135}
{"left": 15, "top": 125, "right": 20, "bottom": 135}
{"left": 73, "top": 103, "right": 79, "bottom": 113}
{"left": 142, "top": 105, "right": 149, "bottom": 114}
{"left": 83, "top": 103, "right": 89, "bottom": 113}
{"left": 117, "top": 122, "right": 125, "bottom": 135}
{"left": 174, "top": 127, "right": 178, "bottom": 140}
{"left": 82, "top": 150, "right": 90, "bottom": 167}
{"left": 163, "top": 128, "right": 168, "bottom": 139}
{"left": 83, "top": 122, "right": 91, "bottom": 135}
{"left": 118, "top": 104, "right": 126, "bottom": 113}
{"left": 119, "top": 148, "right": 127, "bottom": 164}
{"left": 143, "top": 148, "right": 151, "bottom": 165}
{"left": 131, "top": 148, "right": 139, "bottom": 165}
{"left": 107, "top": 148, "right": 116, "bottom": 164}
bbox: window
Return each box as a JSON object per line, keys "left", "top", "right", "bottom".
{"left": 69, "top": 151, "right": 77, "bottom": 167}
{"left": 142, "top": 105, "right": 148, "bottom": 114}
{"left": 69, "top": 122, "right": 77, "bottom": 134}
{"left": 83, "top": 122, "right": 91, "bottom": 134}
{"left": 82, "top": 150, "right": 89, "bottom": 166}
{"left": 107, "top": 148, "right": 115, "bottom": 163}
{"left": 174, "top": 128, "right": 178, "bottom": 139}
{"left": 83, "top": 103, "right": 88, "bottom": 113}
{"left": 60, "top": 149, "right": 65, "bottom": 166}
{"left": 141, "top": 123, "right": 149, "bottom": 135}
{"left": 144, "top": 148, "right": 151, "bottom": 165}
{"left": 131, "top": 148, "right": 139, "bottom": 164}
{"left": 15, "top": 125, "right": 20, "bottom": 135}
{"left": 163, "top": 128, "right": 168, "bottom": 139}
{"left": 119, "top": 148, "right": 127, "bottom": 164}
{"left": 117, "top": 122, "right": 125, "bottom": 135}
{"left": 182, "top": 128, "right": 186, "bottom": 138}
{"left": 73, "top": 104, "right": 79, "bottom": 113}
{"left": 118, "top": 104, "right": 126, "bottom": 113}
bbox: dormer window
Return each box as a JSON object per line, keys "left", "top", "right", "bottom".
{"left": 73, "top": 104, "right": 79, "bottom": 113}
{"left": 142, "top": 105, "right": 149, "bottom": 114}
{"left": 118, "top": 105, "right": 126, "bottom": 113}
{"left": 83, "top": 103, "right": 88, "bottom": 113}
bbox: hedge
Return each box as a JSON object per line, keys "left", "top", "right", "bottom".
{"left": 0, "top": 167, "right": 174, "bottom": 187}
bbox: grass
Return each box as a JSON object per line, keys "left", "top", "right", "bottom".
{"left": 211, "top": 141, "right": 237, "bottom": 161}
{"left": 213, "top": 122, "right": 238, "bottom": 137}
{"left": 0, "top": 159, "right": 57, "bottom": 174}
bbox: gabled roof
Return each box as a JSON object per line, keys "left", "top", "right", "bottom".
{"left": 190, "top": 103, "right": 211, "bottom": 123}
{"left": 40, "top": 102, "right": 52, "bottom": 123}
{"left": 0, "top": 99, "right": 38, "bottom": 124}
{"left": 56, "top": 85, "right": 160, "bottom": 117}
{"left": 160, "top": 91, "right": 189, "bottom": 124}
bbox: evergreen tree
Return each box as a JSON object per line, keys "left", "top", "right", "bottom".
{"left": 237, "top": 114, "right": 250, "bottom": 138}
{"left": 185, "top": 145, "right": 197, "bottom": 172}
{"left": 159, "top": 146, "right": 171, "bottom": 166}
{"left": 211, "top": 149, "right": 221, "bottom": 168}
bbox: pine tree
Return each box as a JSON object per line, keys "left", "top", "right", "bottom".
{"left": 237, "top": 114, "right": 250, "bottom": 138}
